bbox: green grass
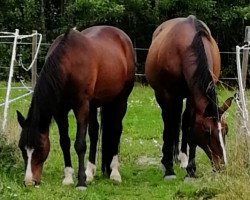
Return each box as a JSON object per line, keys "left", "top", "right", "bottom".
{"left": 0, "top": 83, "right": 250, "bottom": 199}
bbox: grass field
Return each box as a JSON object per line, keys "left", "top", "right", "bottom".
{"left": 0, "top": 83, "right": 250, "bottom": 200}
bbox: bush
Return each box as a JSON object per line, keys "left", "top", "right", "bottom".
{"left": 0, "top": 133, "right": 21, "bottom": 173}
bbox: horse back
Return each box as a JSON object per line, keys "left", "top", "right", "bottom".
{"left": 60, "top": 27, "right": 135, "bottom": 106}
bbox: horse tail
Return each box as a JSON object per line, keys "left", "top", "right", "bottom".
{"left": 190, "top": 17, "right": 218, "bottom": 118}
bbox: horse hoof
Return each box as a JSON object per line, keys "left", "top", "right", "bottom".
{"left": 110, "top": 171, "right": 122, "bottom": 183}
{"left": 76, "top": 186, "right": 87, "bottom": 191}
{"left": 184, "top": 176, "right": 196, "bottom": 183}
{"left": 62, "top": 177, "right": 74, "bottom": 185}
{"left": 178, "top": 152, "right": 188, "bottom": 168}
{"left": 164, "top": 175, "right": 176, "bottom": 181}
{"left": 86, "top": 174, "right": 94, "bottom": 183}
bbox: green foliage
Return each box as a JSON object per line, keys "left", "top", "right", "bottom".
{"left": 65, "top": 0, "right": 125, "bottom": 28}
{"left": 0, "top": 0, "right": 250, "bottom": 80}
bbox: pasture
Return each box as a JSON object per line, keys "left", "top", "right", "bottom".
{"left": 0, "top": 83, "right": 250, "bottom": 199}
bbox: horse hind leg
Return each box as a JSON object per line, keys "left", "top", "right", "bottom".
{"left": 101, "top": 100, "right": 128, "bottom": 183}
{"left": 55, "top": 112, "right": 74, "bottom": 185}
{"left": 157, "top": 94, "right": 183, "bottom": 180}
{"left": 178, "top": 102, "right": 190, "bottom": 169}
{"left": 73, "top": 101, "right": 89, "bottom": 190}
{"left": 85, "top": 106, "right": 99, "bottom": 183}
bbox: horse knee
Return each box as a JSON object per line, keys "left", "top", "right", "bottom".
{"left": 74, "top": 141, "right": 86, "bottom": 154}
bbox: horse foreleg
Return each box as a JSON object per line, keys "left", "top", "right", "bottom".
{"left": 55, "top": 113, "right": 74, "bottom": 185}
{"left": 74, "top": 103, "right": 89, "bottom": 190}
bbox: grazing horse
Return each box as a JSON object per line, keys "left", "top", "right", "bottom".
{"left": 17, "top": 26, "right": 135, "bottom": 189}
{"left": 145, "top": 15, "right": 232, "bottom": 180}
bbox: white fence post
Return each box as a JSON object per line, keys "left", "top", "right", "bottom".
{"left": 2, "top": 29, "right": 19, "bottom": 131}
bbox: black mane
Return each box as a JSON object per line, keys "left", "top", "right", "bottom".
{"left": 23, "top": 30, "right": 73, "bottom": 148}
{"left": 191, "top": 18, "right": 218, "bottom": 119}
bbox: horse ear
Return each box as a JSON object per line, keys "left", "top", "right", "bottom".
{"left": 219, "top": 96, "right": 234, "bottom": 116}
{"left": 16, "top": 110, "right": 25, "bottom": 128}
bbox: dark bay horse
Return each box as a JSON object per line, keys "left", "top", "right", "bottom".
{"left": 17, "top": 26, "right": 135, "bottom": 189}
{"left": 145, "top": 15, "right": 232, "bottom": 180}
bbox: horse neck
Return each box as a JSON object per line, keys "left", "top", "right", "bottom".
{"left": 190, "top": 87, "right": 219, "bottom": 121}
{"left": 191, "top": 92, "right": 209, "bottom": 116}
{"left": 27, "top": 95, "right": 53, "bottom": 132}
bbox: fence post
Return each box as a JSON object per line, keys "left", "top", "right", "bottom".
{"left": 2, "top": 29, "right": 19, "bottom": 131}
{"left": 241, "top": 26, "right": 250, "bottom": 88}
{"left": 32, "top": 30, "right": 37, "bottom": 91}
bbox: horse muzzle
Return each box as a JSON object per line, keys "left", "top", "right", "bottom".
{"left": 211, "top": 155, "right": 226, "bottom": 171}
{"left": 24, "top": 178, "right": 39, "bottom": 187}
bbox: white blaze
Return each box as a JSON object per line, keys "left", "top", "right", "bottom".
{"left": 24, "top": 147, "right": 34, "bottom": 183}
{"left": 218, "top": 122, "right": 227, "bottom": 165}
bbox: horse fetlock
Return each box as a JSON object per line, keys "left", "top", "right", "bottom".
{"left": 62, "top": 167, "right": 74, "bottom": 185}
{"left": 110, "top": 155, "right": 119, "bottom": 169}
{"left": 110, "top": 155, "right": 121, "bottom": 183}
{"left": 178, "top": 152, "right": 188, "bottom": 168}
{"left": 85, "top": 161, "right": 96, "bottom": 182}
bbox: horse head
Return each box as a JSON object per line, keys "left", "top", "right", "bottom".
{"left": 17, "top": 110, "right": 50, "bottom": 186}
{"left": 193, "top": 96, "right": 233, "bottom": 170}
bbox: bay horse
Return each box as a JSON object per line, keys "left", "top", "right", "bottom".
{"left": 145, "top": 15, "right": 232, "bottom": 180}
{"left": 16, "top": 26, "right": 135, "bottom": 189}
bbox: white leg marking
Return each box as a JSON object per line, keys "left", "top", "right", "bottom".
{"left": 218, "top": 122, "right": 227, "bottom": 165}
{"left": 85, "top": 161, "right": 96, "bottom": 182}
{"left": 24, "top": 147, "right": 34, "bottom": 185}
{"left": 62, "top": 167, "right": 74, "bottom": 185}
{"left": 178, "top": 152, "right": 188, "bottom": 168}
{"left": 110, "top": 155, "right": 121, "bottom": 183}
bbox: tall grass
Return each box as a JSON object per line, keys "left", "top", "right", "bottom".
{"left": 0, "top": 83, "right": 249, "bottom": 199}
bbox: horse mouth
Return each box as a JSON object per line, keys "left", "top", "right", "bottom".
{"left": 211, "top": 154, "right": 226, "bottom": 171}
